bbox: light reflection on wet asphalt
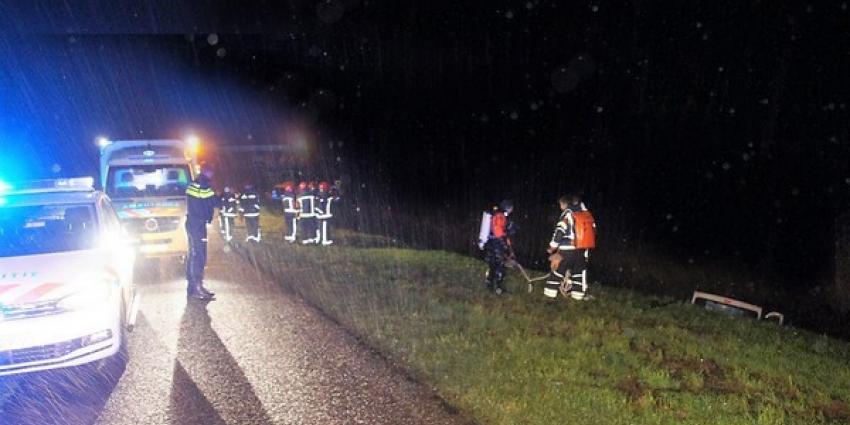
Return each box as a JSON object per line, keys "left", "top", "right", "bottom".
{"left": 0, "top": 234, "right": 468, "bottom": 425}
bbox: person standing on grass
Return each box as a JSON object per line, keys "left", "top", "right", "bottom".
{"left": 240, "top": 183, "right": 262, "bottom": 243}
{"left": 281, "top": 182, "right": 298, "bottom": 243}
{"left": 545, "top": 194, "right": 596, "bottom": 300}
{"left": 219, "top": 186, "right": 239, "bottom": 242}
{"left": 479, "top": 199, "right": 516, "bottom": 295}
{"left": 298, "top": 181, "right": 319, "bottom": 244}
{"left": 316, "top": 181, "right": 338, "bottom": 246}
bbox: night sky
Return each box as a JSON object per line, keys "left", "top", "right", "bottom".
{"left": 1, "top": 1, "right": 849, "bottom": 310}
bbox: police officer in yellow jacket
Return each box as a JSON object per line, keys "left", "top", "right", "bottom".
{"left": 185, "top": 166, "right": 217, "bottom": 301}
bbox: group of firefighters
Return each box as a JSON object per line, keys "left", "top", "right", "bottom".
{"left": 183, "top": 165, "right": 342, "bottom": 300}
{"left": 478, "top": 194, "right": 597, "bottom": 301}
{"left": 184, "top": 165, "right": 594, "bottom": 302}
{"left": 277, "top": 180, "right": 340, "bottom": 246}
{"left": 217, "top": 180, "right": 341, "bottom": 246}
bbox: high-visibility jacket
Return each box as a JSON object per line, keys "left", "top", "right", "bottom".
{"left": 282, "top": 189, "right": 298, "bottom": 214}
{"left": 239, "top": 190, "right": 261, "bottom": 217}
{"left": 220, "top": 191, "right": 239, "bottom": 217}
{"left": 298, "top": 190, "right": 316, "bottom": 218}
{"left": 548, "top": 202, "right": 595, "bottom": 251}
{"left": 316, "top": 190, "right": 338, "bottom": 219}
{"left": 186, "top": 175, "right": 216, "bottom": 226}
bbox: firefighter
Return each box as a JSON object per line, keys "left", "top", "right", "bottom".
{"left": 316, "top": 181, "right": 338, "bottom": 245}
{"left": 298, "top": 181, "right": 318, "bottom": 244}
{"left": 185, "top": 165, "right": 217, "bottom": 301}
{"left": 545, "top": 195, "right": 595, "bottom": 300}
{"left": 281, "top": 181, "right": 298, "bottom": 243}
{"left": 480, "top": 200, "right": 515, "bottom": 295}
{"left": 239, "top": 183, "right": 261, "bottom": 243}
{"left": 219, "top": 186, "right": 238, "bottom": 242}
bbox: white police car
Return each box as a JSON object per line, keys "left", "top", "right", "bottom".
{"left": 0, "top": 177, "right": 139, "bottom": 376}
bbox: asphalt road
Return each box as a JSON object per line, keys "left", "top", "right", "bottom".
{"left": 0, "top": 231, "right": 468, "bottom": 425}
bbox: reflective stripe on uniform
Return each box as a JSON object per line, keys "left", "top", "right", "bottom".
{"left": 543, "top": 288, "right": 559, "bottom": 298}
{"left": 243, "top": 213, "right": 260, "bottom": 217}
{"left": 187, "top": 184, "right": 215, "bottom": 199}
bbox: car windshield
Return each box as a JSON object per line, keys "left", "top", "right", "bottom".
{"left": 0, "top": 204, "right": 98, "bottom": 258}
{"left": 106, "top": 164, "right": 191, "bottom": 198}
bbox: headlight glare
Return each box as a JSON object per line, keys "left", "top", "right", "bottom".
{"left": 57, "top": 277, "right": 114, "bottom": 311}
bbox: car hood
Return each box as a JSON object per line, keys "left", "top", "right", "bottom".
{"left": 0, "top": 250, "right": 110, "bottom": 306}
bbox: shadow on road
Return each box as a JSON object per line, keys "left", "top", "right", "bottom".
{"left": 168, "top": 300, "right": 274, "bottom": 425}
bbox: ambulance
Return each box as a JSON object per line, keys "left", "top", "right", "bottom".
{"left": 0, "top": 177, "right": 138, "bottom": 375}
{"left": 98, "top": 138, "right": 199, "bottom": 258}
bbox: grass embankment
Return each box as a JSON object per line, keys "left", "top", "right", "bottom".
{"left": 240, "top": 214, "right": 850, "bottom": 425}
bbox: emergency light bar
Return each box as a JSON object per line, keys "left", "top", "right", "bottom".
{"left": 3, "top": 177, "right": 95, "bottom": 194}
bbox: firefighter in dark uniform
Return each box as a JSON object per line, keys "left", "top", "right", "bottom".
{"left": 297, "top": 181, "right": 318, "bottom": 244}
{"left": 482, "top": 200, "right": 515, "bottom": 295}
{"left": 281, "top": 182, "right": 298, "bottom": 243}
{"left": 239, "top": 183, "right": 261, "bottom": 242}
{"left": 219, "top": 186, "right": 238, "bottom": 242}
{"left": 316, "top": 181, "right": 338, "bottom": 246}
{"left": 185, "top": 166, "right": 217, "bottom": 301}
{"left": 546, "top": 195, "right": 591, "bottom": 300}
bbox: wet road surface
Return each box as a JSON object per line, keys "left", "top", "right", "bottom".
{"left": 0, "top": 234, "right": 468, "bottom": 425}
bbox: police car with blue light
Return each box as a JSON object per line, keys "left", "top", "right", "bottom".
{"left": 0, "top": 177, "right": 139, "bottom": 376}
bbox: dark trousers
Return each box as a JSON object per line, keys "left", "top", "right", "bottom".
{"left": 484, "top": 239, "right": 508, "bottom": 291}
{"left": 319, "top": 218, "right": 333, "bottom": 244}
{"left": 300, "top": 217, "right": 317, "bottom": 242}
{"left": 284, "top": 213, "right": 297, "bottom": 241}
{"left": 545, "top": 250, "right": 588, "bottom": 298}
{"left": 245, "top": 216, "right": 261, "bottom": 241}
{"left": 221, "top": 215, "right": 235, "bottom": 241}
{"left": 186, "top": 221, "right": 208, "bottom": 291}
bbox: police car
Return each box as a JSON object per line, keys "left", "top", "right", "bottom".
{"left": 0, "top": 177, "right": 139, "bottom": 376}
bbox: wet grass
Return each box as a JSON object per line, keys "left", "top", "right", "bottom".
{"left": 243, "top": 215, "right": 850, "bottom": 425}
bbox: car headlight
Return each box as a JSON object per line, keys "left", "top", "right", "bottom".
{"left": 57, "top": 276, "right": 115, "bottom": 311}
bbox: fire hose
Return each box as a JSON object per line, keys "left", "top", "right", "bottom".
{"left": 505, "top": 259, "right": 550, "bottom": 292}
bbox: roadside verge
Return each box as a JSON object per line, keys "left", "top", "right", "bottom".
{"left": 232, "top": 218, "right": 850, "bottom": 425}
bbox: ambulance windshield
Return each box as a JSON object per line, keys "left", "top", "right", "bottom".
{"left": 106, "top": 165, "right": 191, "bottom": 199}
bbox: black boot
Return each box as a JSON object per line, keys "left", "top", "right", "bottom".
{"left": 198, "top": 283, "right": 215, "bottom": 297}
{"left": 187, "top": 282, "right": 214, "bottom": 301}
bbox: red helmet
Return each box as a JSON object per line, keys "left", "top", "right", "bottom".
{"left": 318, "top": 181, "right": 330, "bottom": 192}
{"left": 298, "top": 181, "right": 308, "bottom": 191}
{"left": 283, "top": 181, "right": 294, "bottom": 192}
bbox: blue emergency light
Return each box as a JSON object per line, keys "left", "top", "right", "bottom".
{"left": 3, "top": 177, "right": 95, "bottom": 194}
